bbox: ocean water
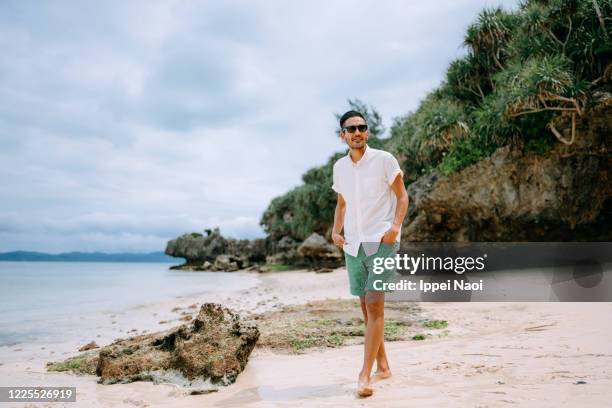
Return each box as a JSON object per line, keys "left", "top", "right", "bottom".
{"left": 0, "top": 262, "right": 259, "bottom": 347}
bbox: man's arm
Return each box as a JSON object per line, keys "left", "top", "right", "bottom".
{"left": 331, "top": 193, "right": 346, "bottom": 248}
{"left": 381, "top": 174, "right": 409, "bottom": 244}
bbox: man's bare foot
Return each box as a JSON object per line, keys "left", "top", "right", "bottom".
{"left": 372, "top": 369, "right": 392, "bottom": 382}
{"left": 357, "top": 374, "right": 373, "bottom": 398}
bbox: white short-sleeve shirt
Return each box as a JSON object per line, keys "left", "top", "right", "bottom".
{"left": 332, "top": 145, "right": 404, "bottom": 257}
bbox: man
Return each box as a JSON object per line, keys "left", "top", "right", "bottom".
{"left": 331, "top": 110, "right": 409, "bottom": 397}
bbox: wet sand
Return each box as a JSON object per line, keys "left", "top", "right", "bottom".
{"left": 1, "top": 269, "right": 611, "bottom": 407}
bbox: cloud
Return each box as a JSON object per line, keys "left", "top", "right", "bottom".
{"left": 0, "top": 0, "right": 519, "bottom": 253}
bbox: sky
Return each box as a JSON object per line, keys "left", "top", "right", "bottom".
{"left": 0, "top": 0, "right": 518, "bottom": 253}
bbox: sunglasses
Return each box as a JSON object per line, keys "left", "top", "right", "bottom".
{"left": 343, "top": 124, "right": 368, "bottom": 133}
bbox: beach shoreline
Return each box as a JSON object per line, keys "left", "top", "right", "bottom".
{"left": 1, "top": 268, "right": 611, "bottom": 407}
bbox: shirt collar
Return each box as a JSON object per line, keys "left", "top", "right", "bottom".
{"left": 348, "top": 144, "right": 369, "bottom": 166}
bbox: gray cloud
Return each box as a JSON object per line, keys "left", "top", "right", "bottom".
{"left": 0, "top": 0, "right": 518, "bottom": 253}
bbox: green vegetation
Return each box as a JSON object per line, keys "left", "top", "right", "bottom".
{"left": 46, "top": 358, "right": 83, "bottom": 372}
{"left": 260, "top": 153, "right": 342, "bottom": 241}
{"left": 412, "top": 334, "right": 427, "bottom": 341}
{"left": 422, "top": 320, "right": 449, "bottom": 329}
{"left": 271, "top": 319, "right": 412, "bottom": 353}
{"left": 46, "top": 351, "right": 98, "bottom": 375}
{"left": 288, "top": 337, "right": 318, "bottom": 352}
{"left": 383, "top": 321, "right": 410, "bottom": 341}
{"left": 258, "top": 263, "right": 296, "bottom": 272}
{"left": 255, "top": 299, "right": 425, "bottom": 353}
{"left": 261, "top": 1, "right": 610, "bottom": 241}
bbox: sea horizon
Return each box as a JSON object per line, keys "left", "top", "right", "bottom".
{"left": 0, "top": 250, "right": 178, "bottom": 263}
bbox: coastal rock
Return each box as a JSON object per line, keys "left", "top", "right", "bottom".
{"left": 166, "top": 229, "right": 268, "bottom": 270}
{"left": 212, "top": 254, "right": 240, "bottom": 272}
{"left": 264, "top": 251, "right": 299, "bottom": 266}
{"left": 48, "top": 304, "right": 259, "bottom": 388}
{"left": 165, "top": 228, "right": 228, "bottom": 263}
{"left": 297, "top": 233, "right": 343, "bottom": 269}
{"left": 226, "top": 238, "right": 267, "bottom": 263}
{"left": 406, "top": 172, "right": 439, "bottom": 220}
{"left": 264, "top": 236, "right": 303, "bottom": 266}
{"left": 276, "top": 236, "right": 298, "bottom": 252}
{"left": 96, "top": 304, "right": 259, "bottom": 386}
{"left": 402, "top": 95, "right": 611, "bottom": 242}
{"left": 78, "top": 341, "right": 99, "bottom": 351}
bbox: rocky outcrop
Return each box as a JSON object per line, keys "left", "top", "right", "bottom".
{"left": 47, "top": 304, "right": 259, "bottom": 389}
{"left": 78, "top": 341, "right": 99, "bottom": 352}
{"left": 211, "top": 254, "right": 239, "bottom": 272}
{"left": 165, "top": 228, "right": 228, "bottom": 263}
{"left": 166, "top": 228, "right": 267, "bottom": 271}
{"left": 166, "top": 228, "right": 344, "bottom": 271}
{"left": 297, "top": 233, "right": 343, "bottom": 270}
{"left": 265, "top": 236, "right": 302, "bottom": 265}
{"left": 402, "top": 91, "right": 612, "bottom": 242}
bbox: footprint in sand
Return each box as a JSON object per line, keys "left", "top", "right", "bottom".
{"left": 122, "top": 398, "right": 149, "bottom": 407}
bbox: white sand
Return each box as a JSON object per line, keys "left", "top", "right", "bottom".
{"left": 1, "top": 268, "right": 611, "bottom": 407}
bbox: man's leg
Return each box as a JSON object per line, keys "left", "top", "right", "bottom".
{"left": 357, "top": 290, "right": 386, "bottom": 396}
{"left": 359, "top": 296, "right": 391, "bottom": 377}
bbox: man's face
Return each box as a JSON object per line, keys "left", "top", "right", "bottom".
{"left": 340, "top": 116, "right": 368, "bottom": 149}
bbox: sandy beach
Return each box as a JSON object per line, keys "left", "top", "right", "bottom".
{"left": 1, "top": 268, "right": 611, "bottom": 407}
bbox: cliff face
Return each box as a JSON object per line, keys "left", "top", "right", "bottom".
{"left": 403, "top": 91, "right": 611, "bottom": 242}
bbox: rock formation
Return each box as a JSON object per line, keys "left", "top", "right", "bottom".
{"left": 402, "top": 91, "right": 611, "bottom": 242}
{"left": 297, "top": 233, "right": 343, "bottom": 270}
{"left": 265, "top": 236, "right": 301, "bottom": 265}
{"left": 165, "top": 228, "right": 228, "bottom": 264}
{"left": 47, "top": 304, "right": 259, "bottom": 389}
{"left": 165, "top": 228, "right": 267, "bottom": 271}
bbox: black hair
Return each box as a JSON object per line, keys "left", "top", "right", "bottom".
{"left": 339, "top": 110, "right": 366, "bottom": 129}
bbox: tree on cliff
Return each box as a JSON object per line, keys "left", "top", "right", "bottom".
{"left": 412, "top": 0, "right": 610, "bottom": 176}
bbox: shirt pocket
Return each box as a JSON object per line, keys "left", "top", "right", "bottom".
{"left": 362, "top": 176, "right": 384, "bottom": 199}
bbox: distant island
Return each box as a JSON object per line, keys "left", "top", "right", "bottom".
{"left": 0, "top": 251, "right": 176, "bottom": 263}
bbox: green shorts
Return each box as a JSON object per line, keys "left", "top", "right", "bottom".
{"left": 345, "top": 243, "right": 398, "bottom": 297}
